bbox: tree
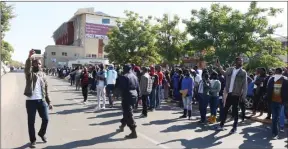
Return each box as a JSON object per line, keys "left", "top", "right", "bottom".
{"left": 1, "top": 2, "right": 15, "bottom": 38}
{"left": 184, "top": 2, "right": 286, "bottom": 68}
{"left": 105, "top": 11, "right": 161, "bottom": 66}
{"left": 1, "top": 40, "right": 14, "bottom": 62}
{"left": 154, "top": 14, "right": 187, "bottom": 65}
{"left": 9, "top": 59, "right": 24, "bottom": 68}
{"left": 1, "top": 2, "right": 15, "bottom": 62}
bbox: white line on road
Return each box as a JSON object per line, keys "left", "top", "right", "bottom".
{"left": 137, "top": 132, "right": 170, "bottom": 149}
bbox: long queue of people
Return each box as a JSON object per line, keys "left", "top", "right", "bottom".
{"left": 47, "top": 57, "right": 288, "bottom": 140}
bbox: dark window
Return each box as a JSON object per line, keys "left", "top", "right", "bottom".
{"left": 86, "top": 54, "right": 91, "bottom": 58}
{"left": 62, "top": 52, "right": 67, "bottom": 56}
{"left": 92, "top": 54, "right": 97, "bottom": 58}
{"left": 104, "top": 55, "right": 108, "bottom": 58}
{"left": 51, "top": 52, "right": 56, "bottom": 56}
{"left": 102, "top": 18, "right": 110, "bottom": 24}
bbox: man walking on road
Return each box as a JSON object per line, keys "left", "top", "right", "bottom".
{"left": 117, "top": 64, "right": 139, "bottom": 139}
{"left": 106, "top": 64, "right": 118, "bottom": 108}
{"left": 215, "top": 57, "right": 247, "bottom": 134}
{"left": 24, "top": 49, "right": 53, "bottom": 148}
{"left": 139, "top": 67, "right": 153, "bottom": 118}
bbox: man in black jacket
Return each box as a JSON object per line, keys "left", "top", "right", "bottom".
{"left": 116, "top": 64, "right": 139, "bottom": 139}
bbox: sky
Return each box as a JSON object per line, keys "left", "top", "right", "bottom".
{"left": 4, "top": 1, "right": 288, "bottom": 63}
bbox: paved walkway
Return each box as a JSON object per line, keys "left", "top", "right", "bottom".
{"left": 1, "top": 72, "right": 287, "bottom": 149}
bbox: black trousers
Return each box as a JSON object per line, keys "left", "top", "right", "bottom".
{"left": 82, "top": 85, "right": 88, "bottom": 102}
{"left": 121, "top": 98, "right": 136, "bottom": 130}
{"left": 26, "top": 100, "right": 49, "bottom": 143}
{"left": 266, "top": 99, "right": 272, "bottom": 118}
{"left": 220, "top": 94, "right": 240, "bottom": 129}
{"left": 141, "top": 95, "right": 148, "bottom": 116}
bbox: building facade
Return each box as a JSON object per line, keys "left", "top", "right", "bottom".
{"left": 44, "top": 8, "right": 121, "bottom": 68}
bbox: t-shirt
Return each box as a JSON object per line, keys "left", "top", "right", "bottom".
{"left": 272, "top": 79, "right": 282, "bottom": 103}
{"left": 27, "top": 77, "right": 43, "bottom": 100}
{"left": 158, "top": 71, "right": 164, "bottom": 86}
{"left": 228, "top": 68, "right": 240, "bottom": 93}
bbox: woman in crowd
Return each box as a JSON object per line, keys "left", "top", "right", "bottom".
{"left": 208, "top": 71, "right": 221, "bottom": 124}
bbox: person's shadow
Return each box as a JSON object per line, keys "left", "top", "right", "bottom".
{"left": 158, "top": 131, "right": 230, "bottom": 148}
{"left": 238, "top": 126, "right": 274, "bottom": 149}
{"left": 43, "top": 131, "right": 125, "bottom": 148}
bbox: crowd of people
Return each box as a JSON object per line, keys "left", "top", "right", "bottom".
{"left": 25, "top": 48, "right": 288, "bottom": 148}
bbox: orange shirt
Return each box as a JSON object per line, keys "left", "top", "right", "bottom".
{"left": 272, "top": 79, "right": 282, "bottom": 103}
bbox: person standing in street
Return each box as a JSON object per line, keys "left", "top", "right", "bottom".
{"left": 139, "top": 67, "right": 153, "bottom": 118}
{"left": 95, "top": 64, "right": 107, "bottom": 110}
{"left": 267, "top": 68, "right": 288, "bottom": 139}
{"left": 80, "top": 67, "right": 89, "bottom": 104}
{"left": 215, "top": 57, "right": 248, "bottom": 134}
{"left": 106, "top": 64, "right": 118, "bottom": 108}
{"left": 117, "top": 64, "right": 139, "bottom": 139}
{"left": 24, "top": 49, "right": 53, "bottom": 148}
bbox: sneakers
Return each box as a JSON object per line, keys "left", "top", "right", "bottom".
{"left": 29, "top": 141, "right": 36, "bottom": 148}
{"left": 229, "top": 128, "right": 237, "bottom": 134}
{"left": 272, "top": 135, "right": 279, "bottom": 140}
{"left": 38, "top": 133, "right": 47, "bottom": 143}
{"left": 215, "top": 125, "right": 224, "bottom": 131}
{"left": 139, "top": 114, "right": 147, "bottom": 118}
{"left": 280, "top": 127, "right": 285, "bottom": 133}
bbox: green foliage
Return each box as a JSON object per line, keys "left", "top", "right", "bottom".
{"left": 1, "top": 2, "right": 15, "bottom": 62}
{"left": 245, "top": 54, "right": 286, "bottom": 72}
{"left": 154, "top": 14, "right": 187, "bottom": 65}
{"left": 105, "top": 10, "right": 161, "bottom": 66}
{"left": 9, "top": 59, "right": 24, "bottom": 67}
{"left": 1, "top": 40, "right": 14, "bottom": 62}
{"left": 1, "top": 2, "right": 15, "bottom": 38}
{"left": 184, "top": 1, "right": 285, "bottom": 69}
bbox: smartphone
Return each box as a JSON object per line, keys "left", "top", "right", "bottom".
{"left": 33, "top": 49, "right": 41, "bottom": 54}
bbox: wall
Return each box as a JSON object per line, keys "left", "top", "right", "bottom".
{"left": 44, "top": 45, "right": 84, "bottom": 68}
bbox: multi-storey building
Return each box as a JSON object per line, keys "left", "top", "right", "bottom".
{"left": 44, "top": 8, "right": 122, "bottom": 68}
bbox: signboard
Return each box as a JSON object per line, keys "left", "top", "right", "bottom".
{"left": 85, "top": 23, "right": 113, "bottom": 39}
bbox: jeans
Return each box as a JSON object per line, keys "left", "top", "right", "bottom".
{"left": 82, "top": 85, "right": 88, "bottom": 102}
{"left": 97, "top": 85, "right": 106, "bottom": 108}
{"left": 198, "top": 93, "right": 209, "bottom": 122}
{"left": 106, "top": 84, "right": 115, "bottom": 106}
{"left": 220, "top": 93, "right": 240, "bottom": 129}
{"left": 279, "top": 104, "right": 285, "bottom": 128}
{"left": 183, "top": 96, "right": 192, "bottom": 111}
{"left": 219, "top": 98, "right": 224, "bottom": 121}
{"left": 271, "top": 102, "right": 283, "bottom": 136}
{"left": 156, "top": 85, "right": 160, "bottom": 108}
{"left": 209, "top": 96, "right": 219, "bottom": 116}
{"left": 26, "top": 100, "right": 49, "bottom": 143}
{"left": 141, "top": 95, "right": 148, "bottom": 116}
{"left": 149, "top": 88, "right": 156, "bottom": 109}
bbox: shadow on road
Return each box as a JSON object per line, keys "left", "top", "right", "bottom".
{"left": 44, "top": 131, "right": 125, "bottom": 149}
{"left": 90, "top": 118, "right": 121, "bottom": 126}
{"left": 238, "top": 125, "right": 280, "bottom": 149}
{"left": 53, "top": 103, "right": 81, "bottom": 107}
{"left": 12, "top": 143, "right": 30, "bottom": 149}
{"left": 159, "top": 131, "right": 230, "bottom": 148}
{"left": 53, "top": 106, "right": 95, "bottom": 115}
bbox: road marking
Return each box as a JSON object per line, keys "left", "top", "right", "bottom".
{"left": 137, "top": 132, "right": 170, "bottom": 149}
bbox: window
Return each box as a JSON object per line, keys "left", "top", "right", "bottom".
{"left": 74, "top": 53, "right": 79, "bottom": 57}
{"left": 51, "top": 52, "right": 56, "bottom": 56}
{"left": 86, "top": 54, "right": 91, "bottom": 58}
{"left": 104, "top": 55, "right": 108, "bottom": 58}
{"left": 102, "top": 18, "right": 110, "bottom": 24}
{"left": 62, "top": 52, "right": 67, "bottom": 56}
{"left": 92, "top": 54, "right": 97, "bottom": 58}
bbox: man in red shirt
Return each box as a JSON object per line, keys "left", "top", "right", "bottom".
{"left": 156, "top": 65, "right": 164, "bottom": 108}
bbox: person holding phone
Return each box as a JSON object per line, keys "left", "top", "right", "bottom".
{"left": 215, "top": 57, "right": 247, "bottom": 134}
{"left": 24, "top": 49, "right": 53, "bottom": 148}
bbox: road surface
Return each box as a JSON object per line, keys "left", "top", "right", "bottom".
{"left": 1, "top": 72, "right": 287, "bottom": 149}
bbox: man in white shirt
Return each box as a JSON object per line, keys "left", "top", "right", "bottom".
{"left": 24, "top": 49, "right": 53, "bottom": 148}
{"left": 106, "top": 65, "right": 118, "bottom": 108}
{"left": 215, "top": 57, "right": 247, "bottom": 134}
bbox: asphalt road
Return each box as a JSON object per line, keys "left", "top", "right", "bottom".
{"left": 1, "top": 72, "right": 287, "bottom": 149}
